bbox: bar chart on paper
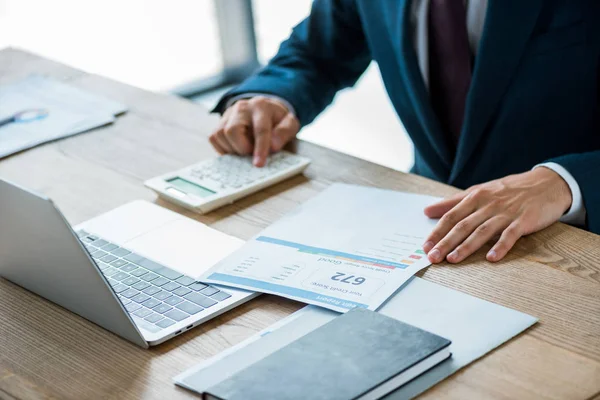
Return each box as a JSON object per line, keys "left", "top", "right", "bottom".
{"left": 255, "top": 236, "right": 426, "bottom": 269}
{"left": 202, "top": 184, "right": 441, "bottom": 312}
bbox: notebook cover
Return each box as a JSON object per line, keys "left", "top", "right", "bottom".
{"left": 203, "top": 308, "right": 451, "bottom": 400}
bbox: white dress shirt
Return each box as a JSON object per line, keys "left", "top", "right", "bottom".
{"left": 226, "top": 0, "right": 586, "bottom": 225}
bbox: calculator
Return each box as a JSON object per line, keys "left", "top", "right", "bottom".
{"left": 144, "top": 151, "right": 311, "bottom": 214}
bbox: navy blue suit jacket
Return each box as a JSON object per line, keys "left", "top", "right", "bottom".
{"left": 216, "top": 0, "right": 600, "bottom": 233}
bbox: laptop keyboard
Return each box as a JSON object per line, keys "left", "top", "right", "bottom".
{"left": 76, "top": 230, "right": 232, "bottom": 332}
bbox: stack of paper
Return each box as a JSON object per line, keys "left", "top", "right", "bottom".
{"left": 201, "top": 184, "right": 441, "bottom": 312}
{"left": 175, "top": 277, "right": 538, "bottom": 399}
{"left": 0, "top": 75, "right": 127, "bottom": 158}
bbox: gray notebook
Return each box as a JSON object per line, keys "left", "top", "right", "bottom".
{"left": 203, "top": 308, "right": 451, "bottom": 400}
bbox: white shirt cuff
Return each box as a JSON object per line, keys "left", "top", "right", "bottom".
{"left": 224, "top": 93, "right": 296, "bottom": 116}
{"left": 533, "top": 162, "right": 586, "bottom": 226}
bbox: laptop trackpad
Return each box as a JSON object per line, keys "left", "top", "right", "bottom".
{"left": 124, "top": 218, "right": 244, "bottom": 278}
{"left": 123, "top": 218, "right": 243, "bottom": 280}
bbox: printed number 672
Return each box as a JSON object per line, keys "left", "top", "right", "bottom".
{"left": 331, "top": 272, "right": 365, "bottom": 285}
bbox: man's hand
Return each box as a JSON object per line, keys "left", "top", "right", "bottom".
{"left": 422, "top": 167, "right": 573, "bottom": 264}
{"left": 209, "top": 96, "right": 300, "bottom": 167}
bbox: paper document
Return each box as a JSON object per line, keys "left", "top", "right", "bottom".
{"left": 0, "top": 75, "right": 127, "bottom": 158}
{"left": 175, "top": 277, "right": 537, "bottom": 399}
{"left": 201, "top": 184, "right": 440, "bottom": 312}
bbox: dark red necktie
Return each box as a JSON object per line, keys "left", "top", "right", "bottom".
{"left": 428, "top": 0, "right": 473, "bottom": 145}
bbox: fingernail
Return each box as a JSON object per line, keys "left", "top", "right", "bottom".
{"left": 253, "top": 156, "right": 261, "bottom": 166}
{"left": 448, "top": 249, "right": 459, "bottom": 262}
{"left": 423, "top": 241, "right": 434, "bottom": 252}
{"left": 487, "top": 249, "right": 497, "bottom": 261}
{"left": 428, "top": 248, "right": 441, "bottom": 262}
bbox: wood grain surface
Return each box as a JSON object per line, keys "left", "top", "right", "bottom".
{"left": 1, "top": 48, "right": 599, "bottom": 400}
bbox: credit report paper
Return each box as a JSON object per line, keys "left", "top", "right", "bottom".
{"left": 201, "top": 184, "right": 441, "bottom": 312}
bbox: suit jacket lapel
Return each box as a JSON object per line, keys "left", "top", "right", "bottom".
{"left": 450, "top": 0, "right": 543, "bottom": 183}
{"left": 395, "top": 0, "right": 454, "bottom": 174}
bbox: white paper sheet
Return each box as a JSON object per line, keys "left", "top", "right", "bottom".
{"left": 201, "top": 184, "right": 441, "bottom": 312}
{"left": 175, "top": 277, "right": 538, "bottom": 399}
{"left": 0, "top": 75, "right": 127, "bottom": 158}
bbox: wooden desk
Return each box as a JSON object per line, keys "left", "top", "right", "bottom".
{"left": 0, "top": 48, "right": 599, "bottom": 400}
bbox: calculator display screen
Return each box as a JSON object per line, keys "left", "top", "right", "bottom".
{"left": 167, "top": 177, "right": 216, "bottom": 198}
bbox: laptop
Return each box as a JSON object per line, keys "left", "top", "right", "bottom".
{"left": 0, "top": 178, "right": 258, "bottom": 348}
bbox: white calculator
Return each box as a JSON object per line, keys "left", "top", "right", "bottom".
{"left": 144, "top": 151, "right": 311, "bottom": 214}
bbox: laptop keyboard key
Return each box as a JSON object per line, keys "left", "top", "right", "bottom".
{"left": 156, "top": 267, "right": 183, "bottom": 280}
{"left": 118, "top": 296, "right": 132, "bottom": 305}
{"left": 100, "top": 254, "right": 117, "bottom": 263}
{"left": 125, "top": 302, "right": 142, "bottom": 313}
{"left": 154, "top": 304, "right": 173, "bottom": 314}
{"left": 137, "top": 259, "right": 164, "bottom": 273}
{"left": 143, "top": 298, "right": 161, "bottom": 309}
{"left": 132, "top": 293, "right": 151, "bottom": 303}
{"left": 120, "top": 263, "right": 138, "bottom": 273}
{"left": 96, "top": 262, "right": 111, "bottom": 271}
{"left": 112, "top": 272, "right": 130, "bottom": 281}
{"left": 184, "top": 292, "right": 217, "bottom": 308}
{"left": 101, "top": 243, "right": 119, "bottom": 252}
{"left": 102, "top": 267, "right": 119, "bottom": 277}
{"left": 164, "top": 296, "right": 183, "bottom": 306}
{"left": 122, "top": 276, "right": 140, "bottom": 286}
{"left": 173, "top": 287, "right": 192, "bottom": 297}
{"left": 165, "top": 309, "right": 189, "bottom": 322}
{"left": 200, "top": 286, "right": 219, "bottom": 296}
{"left": 162, "top": 282, "right": 181, "bottom": 292}
{"left": 121, "top": 288, "right": 140, "bottom": 298}
{"left": 76, "top": 230, "right": 89, "bottom": 238}
{"left": 154, "top": 291, "right": 172, "bottom": 301}
{"left": 176, "top": 276, "right": 195, "bottom": 286}
{"left": 112, "top": 283, "right": 129, "bottom": 294}
{"left": 141, "top": 272, "right": 159, "bottom": 282}
{"left": 190, "top": 282, "right": 208, "bottom": 291}
{"left": 133, "top": 308, "right": 153, "bottom": 318}
{"left": 143, "top": 286, "right": 161, "bottom": 296}
{"left": 211, "top": 291, "right": 232, "bottom": 301}
{"left": 91, "top": 250, "right": 108, "bottom": 259}
{"left": 92, "top": 239, "right": 108, "bottom": 248}
{"left": 111, "top": 248, "right": 131, "bottom": 257}
{"left": 151, "top": 277, "right": 169, "bottom": 287}
{"left": 107, "top": 278, "right": 119, "bottom": 286}
{"left": 129, "top": 268, "right": 148, "bottom": 278}
{"left": 176, "top": 301, "right": 203, "bottom": 315}
{"left": 156, "top": 318, "right": 176, "bottom": 328}
{"left": 124, "top": 253, "right": 145, "bottom": 264}
{"left": 110, "top": 259, "right": 128, "bottom": 268}
{"left": 132, "top": 281, "right": 151, "bottom": 291}
{"left": 145, "top": 313, "right": 164, "bottom": 323}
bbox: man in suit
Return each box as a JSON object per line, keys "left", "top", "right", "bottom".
{"left": 209, "top": 0, "right": 600, "bottom": 264}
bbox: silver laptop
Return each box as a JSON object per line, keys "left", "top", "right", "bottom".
{"left": 0, "top": 178, "right": 258, "bottom": 348}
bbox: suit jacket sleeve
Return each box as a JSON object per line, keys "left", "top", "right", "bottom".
{"left": 549, "top": 151, "right": 600, "bottom": 234}
{"left": 213, "top": 0, "right": 372, "bottom": 127}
